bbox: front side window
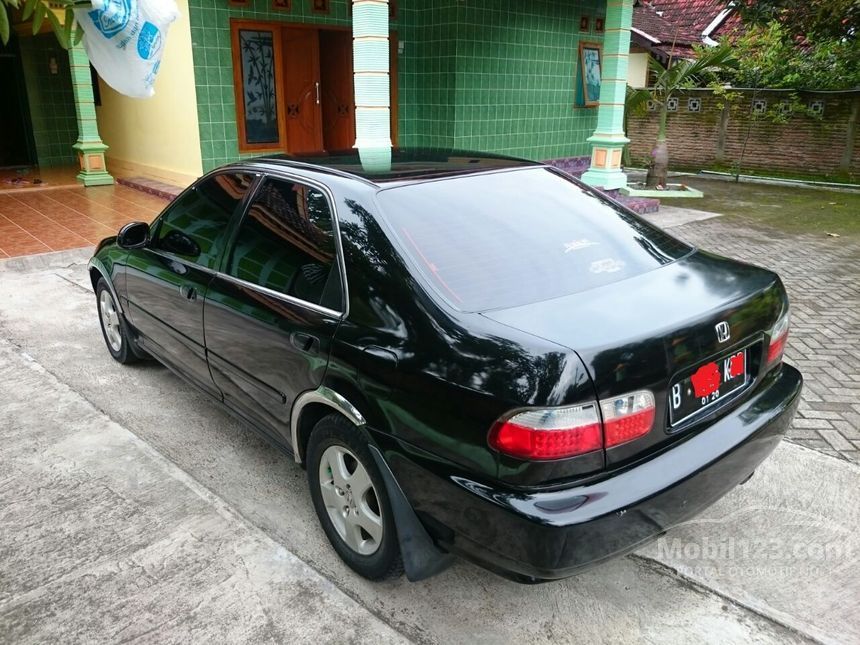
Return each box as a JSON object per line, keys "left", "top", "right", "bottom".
{"left": 153, "top": 173, "right": 254, "bottom": 270}
{"left": 228, "top": 178, "right": 341, "bottom": 310}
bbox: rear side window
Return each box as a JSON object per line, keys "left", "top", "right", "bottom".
{"left": 227, "top": 178, "right": 341, "bottom": 310}
{"left": 153, "top": 172, "right": 254, "bottom": 269}
{"left": 376, "top": 168, "right": 692, "bottom": 311}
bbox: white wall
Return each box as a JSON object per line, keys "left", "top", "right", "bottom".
{"left": 95, "top": 0, "right": 202, "bottom": 186}
{"left": 628, "top": 50, "right": 651, "bottom": 88}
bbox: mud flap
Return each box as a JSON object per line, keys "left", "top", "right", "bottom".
{"left": 369, "top": 445, "right": 454, "bottom": 582}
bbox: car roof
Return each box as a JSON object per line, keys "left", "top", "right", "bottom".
{"left": 244, "top": 148, "right": 542, "bottom": 186}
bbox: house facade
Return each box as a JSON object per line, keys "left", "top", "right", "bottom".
{"left": 627, "top": 0, "right": 741, "bottom": 87}
{"left": 3, "top": 0, "right": 634, "bottom": 191}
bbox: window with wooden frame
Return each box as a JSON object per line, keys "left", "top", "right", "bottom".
{"left": 577, "top": 42, "right": 602, "bottom": 108}
{"left": 231, "top": 21, "right": 288, "bottom": 152}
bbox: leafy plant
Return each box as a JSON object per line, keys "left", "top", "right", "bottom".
{"left": 719, "top": 22, "right": 860, "bottom": 91}
{"left": 722, "top": 0, "right": 858, "bottom": 42}
{"left": 709, "top": 83, "right": 743, "bottom": 112}
{"left": 628, "top": 43, "right": 738, "bottom": 188}
{"left": 622, "top": 85, "right": 650, "bottom": 167}
{"left": 1, "top": 0, "right": 88, "bottom": 49}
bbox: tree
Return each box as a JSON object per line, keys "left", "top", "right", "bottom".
{"left": 0, "top": 0, "right": 86, "bottom": 49}
{"left": 628, "top": 43, "right": 737, "bottom": 188}
{"left": 722, "top": 22, "right": 860, "bottom": 90}
{"left": 724, "top": 0, "right": 859, "bottom": 42}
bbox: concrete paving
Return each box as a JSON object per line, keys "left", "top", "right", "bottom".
{"left": 0, "top": 339, "right": 407, "bottom": 644}
{"left": 1, "top": 247, "right": 858, "bottom": 644}
{"left": 642, "top": 205, "right": 722, "bottom": 229}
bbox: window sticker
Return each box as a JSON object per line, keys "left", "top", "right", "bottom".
{"left": 564, "top": 239, "right": 598, "bottom": 253}
{"left": 589, "top": 258, "right": 625, "bottom": 274}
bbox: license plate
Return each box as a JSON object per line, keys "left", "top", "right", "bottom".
{"left": 669, "top": 349, "right": 748, "bottom": 425}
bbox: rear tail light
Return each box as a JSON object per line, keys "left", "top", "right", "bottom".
{"left": 766, "top": 308, "right": 790, "bottom": 367}
{"left": 601, "top": 390, "right": 656, "bottom": 447}
{"left": 489, "top": 390, "right": 655, "bottom": 461}
{"left": 488, "top": 405, "right": 602, "bottom": 460}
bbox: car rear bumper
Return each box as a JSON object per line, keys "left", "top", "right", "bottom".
{"left": 385, "top": 363, "right": 802, "bottom": 582}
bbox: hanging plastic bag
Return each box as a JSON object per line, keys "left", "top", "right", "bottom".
{"left": 74, "top": 0, "right": 179, "bottom": 99}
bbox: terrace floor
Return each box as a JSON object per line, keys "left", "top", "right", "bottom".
{"left": 0, "top": 166, "right": 80, "bottom": 192}
{"left": 0, "top": 185, "right": 165, "bottom": 258}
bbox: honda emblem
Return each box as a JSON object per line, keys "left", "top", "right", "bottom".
{"left": 715, "top": 321, "right": 731, "bottom": 343}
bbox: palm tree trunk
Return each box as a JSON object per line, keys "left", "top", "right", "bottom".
{"left": 646, "top": 105, "right": 669, "bottom": 188}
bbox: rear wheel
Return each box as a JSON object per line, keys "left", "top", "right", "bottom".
{"left": 307, "top": 414, "right": 403, "bottom": 580}
{"left": 96, "top": 278, "right": 139, "bottom": 364}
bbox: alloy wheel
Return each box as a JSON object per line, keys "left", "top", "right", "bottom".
{"left": 318, "top": 444, "right": 383, "bottom": 555}
{"left": 99, "top": 289, "right": 123, "bottom": 353}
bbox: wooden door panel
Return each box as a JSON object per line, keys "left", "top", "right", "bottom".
{"left": 319, "top": 30, "right": 355, "bottom": 152}
{"left": 282, "top": 28, "right": 323, "bottom": 153}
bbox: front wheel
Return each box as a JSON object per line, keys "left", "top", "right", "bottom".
{"left": 307, "top": 414, "right": 403, "bottom": 580}
{"left": 96, "top": 278, "right": 139, "bottom": 364}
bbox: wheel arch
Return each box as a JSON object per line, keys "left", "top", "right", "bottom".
{"left": 293, "top": 386, "right": 454, "bottom": 582}
{"left": 89, "top": 266, "right": 101, "bottom": 292}
{"left": 290, "top": 386, "right": 368, "bottom": 465}
{"left": 88, "top": 257, "right": 125, "bottom": 316}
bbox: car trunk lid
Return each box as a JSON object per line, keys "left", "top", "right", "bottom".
{"left": 482, "top": 251, "right": 786, "bottom": 465}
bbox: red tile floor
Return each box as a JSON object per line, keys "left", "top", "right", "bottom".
{"left": 0, "top": 165, "right": 81, "bottom": 191}
{"left": 0, "top": 182, "right": 166, "bottom": 258}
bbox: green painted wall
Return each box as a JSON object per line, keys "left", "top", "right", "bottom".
{"left": 398, "top": 1, "right": 458, "bottom": 148}
{"left": 399, "top": 0, "right": 605, "bottom": 159}
{"left": 18, "top": 34, "right": 78, "bottom": 168}
{"left": 190, "top": 0, "right": 604, "bottom": 171}
{"left": 189, "top": 0, "right": 399, "bottom": 172}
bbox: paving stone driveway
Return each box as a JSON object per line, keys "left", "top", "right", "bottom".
{"left": 669, "top": 216, "right": 860, "bottom": 463}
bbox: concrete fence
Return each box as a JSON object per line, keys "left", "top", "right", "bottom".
{"left": 627, "top": 88, "right": 860, "bottom": 182}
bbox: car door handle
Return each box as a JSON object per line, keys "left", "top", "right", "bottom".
{"left": 290, "top": 332, "right": 319, "bottom": 355}
{"left": 179, "top": 284, "right": 197, "bottom": 301}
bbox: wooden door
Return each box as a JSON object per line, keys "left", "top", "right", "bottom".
{"left": 319, "top": 30, "right": 355, "bottom": 152}
{"left": 282, "top": 28, "right": 323, "bottom": 154}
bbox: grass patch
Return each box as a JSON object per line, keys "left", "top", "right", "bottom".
{"left": 674, "top": 164, "right": 858, "bottom": 186}
{"left": 665, "top": 176, "right": 860, "bottom": 238}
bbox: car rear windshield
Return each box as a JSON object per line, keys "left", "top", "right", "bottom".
{"left": 375, "top": 167, "right": 693, "bottom": 312}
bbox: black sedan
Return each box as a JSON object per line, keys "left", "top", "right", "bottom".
{"left": 89, "top": 149, "right": 802, "bottom": 583}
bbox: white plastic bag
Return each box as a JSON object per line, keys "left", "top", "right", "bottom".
{"left": 74, "top": 0, "right": 179, "bottom": 99}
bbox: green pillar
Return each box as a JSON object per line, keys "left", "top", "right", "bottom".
{"left": 353, "top": 0, "right": 391, "bottom": 172}
{"left": 581, "top": 0, "right": 633, "bottom": 190}
{"left": 69, "top": 42, "right": 114, "bottom": 186}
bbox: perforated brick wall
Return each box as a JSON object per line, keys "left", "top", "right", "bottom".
{"left": 627, "top": 89, "right": 860, "bottom": 181}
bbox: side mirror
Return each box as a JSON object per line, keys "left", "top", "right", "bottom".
{"left": 117, "top": 221, "right": 150, "bottom": 249}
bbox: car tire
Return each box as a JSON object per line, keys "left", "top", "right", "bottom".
{"left": 96, "top": 277, "right": 139, "bottom": 365}
{"left": 307, "top": 413, "right": 404, "bottom": 580}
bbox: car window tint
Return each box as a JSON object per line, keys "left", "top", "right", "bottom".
{"left": 153, "top": 173, "right": 254, "bottom": 270}
{"left": 228, "top": 178, "right": 340, "bottom": 309}
{"left": 376, "top": 167, "right": 692, "bottom": 312}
